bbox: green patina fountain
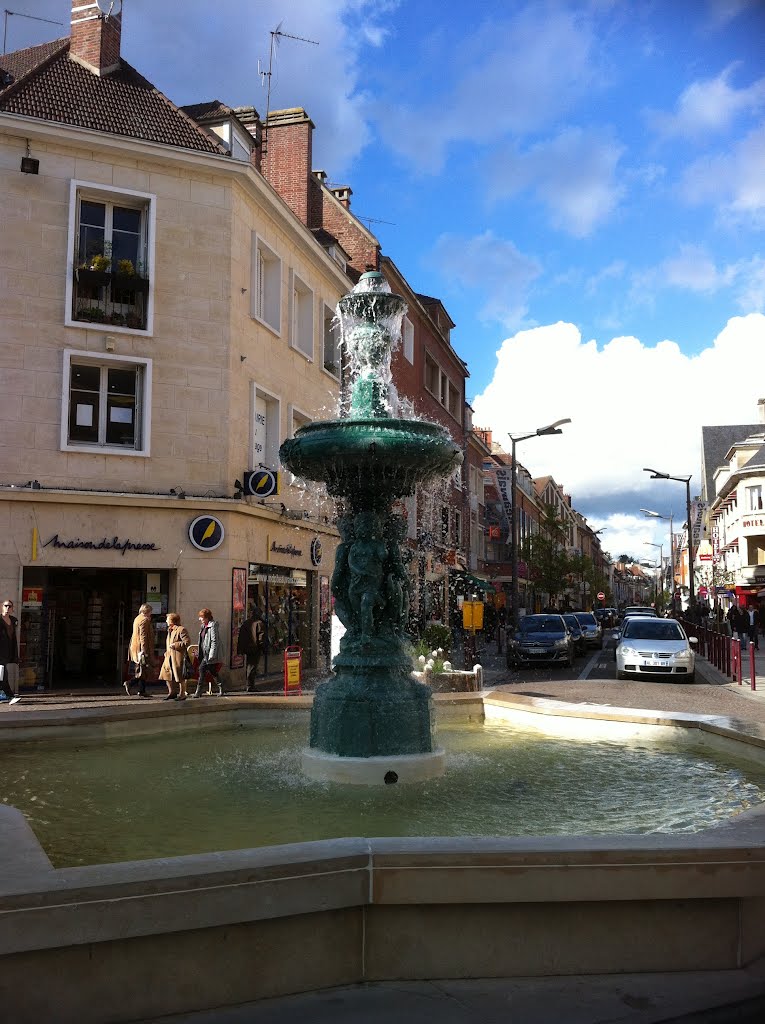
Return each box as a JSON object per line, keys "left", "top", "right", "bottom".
{"left": 279, "top": 271, "right": 462, "bottom": 784}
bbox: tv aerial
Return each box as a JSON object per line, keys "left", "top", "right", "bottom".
{"left": 259, "top": 22, "right": 319, "bottom": 154}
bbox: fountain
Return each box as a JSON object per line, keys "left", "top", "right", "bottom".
{"left": 279, "top": 271, "right": 462, "bottom": 784}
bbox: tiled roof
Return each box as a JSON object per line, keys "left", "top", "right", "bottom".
{"left": 181, "top": 100, "right": 233, "bottom": 122}
{"left": 0, "top": 42, "right": 224, "bottom": 155}
{"left": 701, "top": 423, "right": 761, "bottom": 503}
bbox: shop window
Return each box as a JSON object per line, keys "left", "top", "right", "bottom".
{"left": 289, "top": 270, "right": 314, "bottom": 359}
{"left": 61, "top": 349, "right": 152, "bottom": 455}
{"left": 323, "top": 303, "right": 340, "bottom": 378}
{"left": 251, "top": 234, "right": 281, "bottom": 333}
{"left": 67, "top": 181, "right": 155, "bottom": 334}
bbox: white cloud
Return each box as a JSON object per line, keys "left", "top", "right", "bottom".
{"left": 375, "top": 5, "right": 598, "bottom": 173}
{"left": 629, "top": 245, "right": 763, "bottom": 309}
{"left": 127, "top": 0, "right": 387, "bottom": 172}
{"left": 647, "top": 65, "right": 765, "bottom": 140}
{"left": 486, "top": 128, "right": 625, "bottom": 237}
{"left": 431, "top": 231, "right": 542, "bottom": 329}
{"left": 471, "top": 314, "right": 765, "bottom": 512}
{"left": 680, "top": 123, "right": 765, "bottom": 223}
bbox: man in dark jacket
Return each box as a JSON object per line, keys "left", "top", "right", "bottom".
{"left": 0, "top": 598, "right": 20, "bottom": 703}
{"left": 237, "top": 609, "right": 265, "bottom": 692}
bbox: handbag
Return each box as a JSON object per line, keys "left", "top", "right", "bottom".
{"left": 181, "top": 650, "right": 194, "bottom": 679}
{"left": 133, "top": 652, "right": 148, "bottom": 680}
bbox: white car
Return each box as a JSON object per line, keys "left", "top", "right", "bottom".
{"left": 615, "top": 616, "right": 697, "bottom": 682}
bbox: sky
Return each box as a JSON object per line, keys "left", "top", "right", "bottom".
{"left": 6, "top": 0, "right": 765, "bottom": 562}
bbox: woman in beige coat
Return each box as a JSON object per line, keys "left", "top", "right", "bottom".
{"left": 159, "top": 612, "right": 191, "bottom": 700}
{"left": 126, "top": 602, "right": 155, "bottom": 698}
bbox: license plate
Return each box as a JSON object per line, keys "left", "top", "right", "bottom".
{"left": 645, "top": 659, "right": 668, "bottom": 666}
{"left": 528, "top": 647, "right": 545, "bottom": 654}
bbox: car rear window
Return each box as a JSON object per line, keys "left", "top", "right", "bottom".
{"left": 574, "top": 613, "right": 597, "bottom": 625}
{"left": 520, "top": 616, "right": 564, "bottom": 633}
{"left": 623, "top": 620, "right": 684, "bottom": 640}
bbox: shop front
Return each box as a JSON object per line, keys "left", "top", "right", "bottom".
{"left": 20, "top": 566, "right": 171, "bottom": 691}
{"left": 245, "top": 562, "right": 315, "bottom": 675}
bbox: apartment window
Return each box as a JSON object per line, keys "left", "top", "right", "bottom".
{"left": 251, "top": 385, "right": 281, "bottom": 469}
{"left": 290, "top": 406, "right": 311, "bottom": 437}
{"left": 441, "top": 507, "right": 450, "bottom": 542}
{"left": 323, "top": 303, "right": 340, "bottom": 377}
{"left": 402, "top": 316, "right": 414, "bottom": 363}
{"left": 61, "top": 349, "right": 151, "bottom": 455}
{"left": 424, "top": 352, "right": 439, "bottom": 396}
{"left": 454, "top": 509, "right": 462, "bottom": 547}
{"left": 67, "top": 182, "right": 154, "bottom": 333}
{"left": 289, "top": 271, "right": 314, "bottom": 359}
{"left": 423, "top": 351, "right": 460, "bottom": 421}
{"left": 747, "top": 484, "right": 763, "bottom": 511}
{"left": 447, "top": 381, "right": 460, "bottom": 419}
{"left": 251, "top": 234, "right": 281, "bottom": 333}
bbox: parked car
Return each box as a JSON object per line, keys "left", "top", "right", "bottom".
{"left": 573, "top": 611, "right": 603, "bottom": 649}
{"left": 622, "top": 606, "right": 657, "bottom": 620}
{"left": 615, "top": 616, "right": 697, "bottom": 682}
{"left": 506, "top": 614, "right": 575, "bottom": 669}
{"left": 562, "top": 613, "right": 587, "bottom": 657}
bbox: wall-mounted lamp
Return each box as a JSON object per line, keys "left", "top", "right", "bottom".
{"left": 20, "top": 140, "right": 39, "bottom": 175}
{"left": 233, "top": 479, "right": 244, "bottom": 499}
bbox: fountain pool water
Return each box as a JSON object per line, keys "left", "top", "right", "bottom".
{"left": 4, "top": 716, "right": 765, "bottom": 867}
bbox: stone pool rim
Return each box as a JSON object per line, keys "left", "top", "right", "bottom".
{"left": 2, "top": 690, "right": 765, "bottom": 1023}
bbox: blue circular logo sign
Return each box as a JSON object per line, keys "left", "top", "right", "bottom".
{"left": 188, "top": 515, "right": 225, "bottom": 552}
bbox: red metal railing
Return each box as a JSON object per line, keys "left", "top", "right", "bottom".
{"left": 678, "top": 618, "right": 756, "bottom": 690}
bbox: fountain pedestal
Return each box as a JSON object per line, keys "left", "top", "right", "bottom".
{"left": 280, "top": 271, "right": 462, "bottom": 784}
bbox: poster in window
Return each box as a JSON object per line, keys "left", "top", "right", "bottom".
{"left": 76, "top": 404, "right": 93, "bottom": 427}
{"left": 230, "top": 567, "right": 246, "bottom": 669}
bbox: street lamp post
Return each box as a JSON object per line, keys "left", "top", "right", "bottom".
{"left": 640, "top": 509, "right": 675, "bottom": 612}
{"left": 644, "top": 541, "right": 663, "bottom": 605}
{"left": 509, "top": 418, "right": 571, "bottom": 628}
{"left": 643, "top": 469, "right": 694, "bottom": 611}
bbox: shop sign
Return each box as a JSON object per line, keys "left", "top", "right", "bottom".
{"left": 310, "top": 537, "right": 323, "bottom": 566}
{"left": 22, "top": 587, "right": 42, "bottom": 608}
{"left": 742, "top": 516, "right": 765, "bottom": 530}
{"left": 43, "top": 533, "right": 159, "bottom": 556}
{"left": 270, "top": 540, "right": 302, "bottom": 558}
{"left": 189, "top": 515, "right": 225, "bottom": 552}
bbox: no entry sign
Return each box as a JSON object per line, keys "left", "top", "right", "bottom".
{"left": 597, "top": 591, "right": 605, "bottom": 601}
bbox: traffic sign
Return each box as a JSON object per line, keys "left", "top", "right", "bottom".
{"left": 597, "top": 591, "right": 605, "bottom": 601}
{"left": 244, "top": 469, "right": 279, "bottom": 497}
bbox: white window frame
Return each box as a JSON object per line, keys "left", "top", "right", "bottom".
{"left": 402, "top": 315, "right": 414, "bottom": 364}
{"left": 251, "top": 233, "right": 282, "bottom": 334}
{"left": 65, "top": 180, "right": 156, "bottom": 336}
{"left": 60, "top": 348, "right": 152, "bottom": 456}
{"left": 289, "top": 269, "right": 314, "bottom": 360}
{"left": 746, "top": 484, "right": 763, "bottom": 511}
{"left": 322, "top": 302, "right": 341, "bottom": 378}
{"left": 250, "top": 382, "right": 281, "bottom": 471}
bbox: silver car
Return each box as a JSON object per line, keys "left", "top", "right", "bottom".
{"left": 615, "top": 616, "right": 697, "bottom": 682}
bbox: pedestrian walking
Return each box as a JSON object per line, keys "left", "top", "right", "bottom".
{"left": 159, "top": 612, "right": 191, "bottom": 700}
{"left": 192, "top": 608, "right": 223, "bottom": 697}
{"left": 236, "top": 607, "right": 265, "bottom": 692}
{"left": 0, "top": 598, "right": 21, "bottom": 704}
{"left": 746, "top": 605, "right": 760, "bottom": 650}
{"left": 127, "top": 603, "right": 156, "bottom": 698}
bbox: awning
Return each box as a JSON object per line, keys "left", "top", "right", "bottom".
{"left": 452, "top": 571, "right": 493, "bottom": 593}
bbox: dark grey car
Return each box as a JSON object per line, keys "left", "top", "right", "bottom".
{"left": 506, "top": 614, "right": 575, "bottom": 669}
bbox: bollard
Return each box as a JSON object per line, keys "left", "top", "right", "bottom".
{"left": 732, "top": 638, "right": 740, "bottom": 684}
{"left": 724, "top": 634, "right": 731, "bottom": 678}
{"left": 750, "top": 642, "right": 757, "bottom": 691}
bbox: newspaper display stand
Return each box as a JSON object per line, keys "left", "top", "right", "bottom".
{"left": 283, "top": 645, "right": 303, "bottom": 696}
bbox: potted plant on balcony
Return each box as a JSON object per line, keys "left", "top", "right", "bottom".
{"left": 75, "top": 247, "right": 111, "bottom": 288}
{"left": 112, "top": 258, "right": 149, "bottom": 294}
{"left": 76, "top": 306, "right": 108, "bottom": 324}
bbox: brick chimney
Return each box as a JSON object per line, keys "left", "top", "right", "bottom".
{"left": 70, "top": 1, "right": 122, "bottom": 76}
{"left": 262, "top": 108, "right": 314, "bottom": 226}
{"left": 329, "top": 185, "right": 352, "bottom": 209}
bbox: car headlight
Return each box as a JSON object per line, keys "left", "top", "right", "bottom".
{"left": 554, "top": 637, "right": 569, "bottom": 647}
{"left": 673, "top": 649, "right": 692, "bottom": 661}
{"left": 620, "top": 645, "right": 638, "bottom": 658}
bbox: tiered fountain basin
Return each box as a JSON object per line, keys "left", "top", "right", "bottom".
{"left": 1, "top": 694, "right": 765, "bottom": 1023}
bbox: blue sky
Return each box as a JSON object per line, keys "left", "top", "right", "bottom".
{"left": 7, "top": 0, "right": 765, "bottom": 560}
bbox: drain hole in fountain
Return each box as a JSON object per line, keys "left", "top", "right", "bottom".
{"left": 384, "top": 771, "right": 399, "bottom": 785}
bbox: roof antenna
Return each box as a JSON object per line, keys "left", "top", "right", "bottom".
{"left": 259, "top": 22, "right": 318, "bottom": 157}
{"left": 2, "top": 9, "right": 64, "bottom": 55}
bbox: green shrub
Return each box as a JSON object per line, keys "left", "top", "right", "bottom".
{"left": 422, "top": 623, "right": 451, "bottom": 652}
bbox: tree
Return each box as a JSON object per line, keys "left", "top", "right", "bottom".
{"left": 522, "top": 504, "right": 573, "bottom": 605}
